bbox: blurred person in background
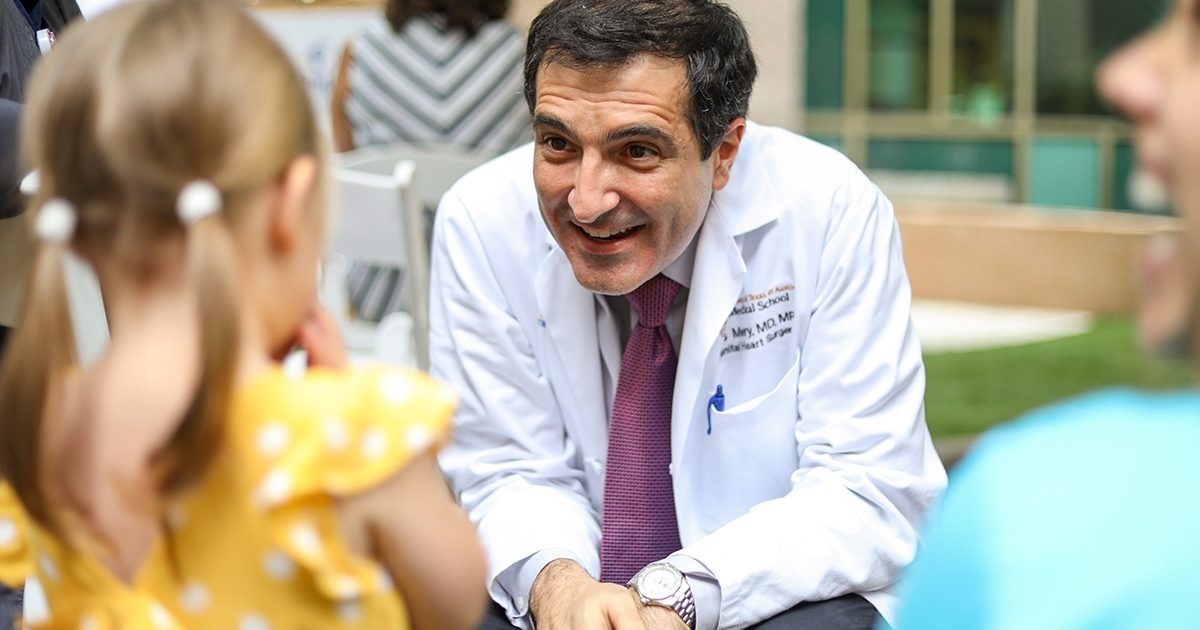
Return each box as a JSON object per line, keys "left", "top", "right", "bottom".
{"left": 330, "top": 0, "right": 529, "bottom": 154}
{"left": 330, "top": 0, "right": 530, "bottom": 324}
{"left": 1, "top": 0, "right": 83, "bottom": 351}
{"left": 1, "top": 100, "right": 22, "bottom": 220}
{"left": 0, "top": 1, "right": 486, "bottom": 628}
{"left": 893, "top": 2, "right": 1200, "bottom": 627}
{"left": 1, "top": 0, "right": 51, "bottom": 358}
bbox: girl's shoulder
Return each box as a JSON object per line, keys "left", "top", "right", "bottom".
{"left": 236, "top": 364, "right": 456, "bottom": 423}
{"left": 229, "top": 365, "right": 457, "bottom": 504}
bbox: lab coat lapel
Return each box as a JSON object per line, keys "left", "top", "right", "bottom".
{"left": 534, "top": 245, "right": 608, "bottom": 456}
{"left": 672, "top": 208, "right": 746, "bottom": 463}
{"left": 671, "top": 130, "right": 780, "bottom": 460}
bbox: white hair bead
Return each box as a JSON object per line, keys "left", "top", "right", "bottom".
{"left": 176, "top": 180, "right": 222, "bottom": 225}
{"left": 35, "top": 198, "right": 76, "bottom": 244}
{"left": 19, "top": 170, "right": 38, "bottom": 195}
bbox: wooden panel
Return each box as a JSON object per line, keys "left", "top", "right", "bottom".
{"left": 897, "top": 202, "right": 1180, "bottom": 312}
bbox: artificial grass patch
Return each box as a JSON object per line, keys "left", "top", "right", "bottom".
{"left": 923, "top": 317, "right": 1194, "bottom": 438}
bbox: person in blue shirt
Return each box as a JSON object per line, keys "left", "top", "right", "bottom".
{"left": 894, "top": 2, "right": 1200, "bottom": 628}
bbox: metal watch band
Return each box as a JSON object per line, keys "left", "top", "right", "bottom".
{"left": 674, "top": 582, "right": 697, "bottom": 630}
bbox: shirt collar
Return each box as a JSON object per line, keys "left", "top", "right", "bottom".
{"left": 661, "top": 230, "right": 698, "bottom": 290}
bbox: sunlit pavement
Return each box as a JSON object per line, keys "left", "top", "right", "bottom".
{"left": 912, "top": 300, "right": 1094, "bottom": 354}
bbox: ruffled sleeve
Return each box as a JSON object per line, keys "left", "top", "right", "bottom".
{"left": 0, "top": 482, "right": 32, "bottom": 587}
{"left": 236, "top": 366, "right": 456, "bottom": 607}
{"left": 250, "top": 366, "right": 456, "bottom": 506}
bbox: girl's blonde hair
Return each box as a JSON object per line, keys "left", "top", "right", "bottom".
{"left": 0, "top": 0, "right": 325, "bottom": 535}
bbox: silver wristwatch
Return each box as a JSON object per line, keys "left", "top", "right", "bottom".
{"left": 628, "top": 562, "right": 697, "bottom": 630}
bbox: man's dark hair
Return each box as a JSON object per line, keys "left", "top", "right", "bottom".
{"left": 386, "top": 0, "right": 511, "bottom": 37}
{"left": 524, "top": 0, "right": 757, "bottom": 159}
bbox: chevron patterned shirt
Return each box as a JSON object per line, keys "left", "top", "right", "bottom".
{"left": 345, "top": 14, "right": 530, "bottom": 154}
{"left": 343, "top": 14, "right": 530, "bottom": 323}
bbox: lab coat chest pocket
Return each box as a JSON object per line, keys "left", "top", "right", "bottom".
{"left": 691, "top": 355, "right": 801, "bottom": 531}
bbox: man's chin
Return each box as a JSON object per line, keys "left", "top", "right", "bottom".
{"left": 576, "top": 276, "right": 639, "bottom": 296}
{"left": 572, "top": 267, "right": 650, "bottom": 296}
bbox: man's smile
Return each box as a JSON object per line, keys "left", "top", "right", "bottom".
{"left": 574, "top": 223, "right": 645, "bottom": 241}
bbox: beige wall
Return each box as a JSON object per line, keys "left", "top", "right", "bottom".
{"left": 509, "top": 0, "right": 805, "bottom": 130}
{"left": 734, "top": 0, "right": 804, "bottom": 130}
{"left": 897, "top": 203, "right": 1180, "bottom": 312}
{"left": 509, "top": 0, "right": 545, "bottom": 29}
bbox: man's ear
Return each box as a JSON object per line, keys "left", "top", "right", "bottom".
{"left": 268, "top": 155, "right": 319, "bottom": 252}
{"left": 711, "top": 118, "right": 746, "bottom": 192}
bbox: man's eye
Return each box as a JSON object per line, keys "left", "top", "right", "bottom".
{"left": 545, "top": 137, "right": 569, "bottom": 151}
{"left": 627, "top": 145, "right": 654, "bottom": 159}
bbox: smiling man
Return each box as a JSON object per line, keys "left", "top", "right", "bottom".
{"left": 429, "top": 1, "right": 946, "bottom": 629}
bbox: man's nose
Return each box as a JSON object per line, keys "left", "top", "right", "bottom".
{"left": 1098, "top": 33, "right": 1166, "bottom": 123}
{"left": 568, "top": 152, "right": 620, "bottom": 224}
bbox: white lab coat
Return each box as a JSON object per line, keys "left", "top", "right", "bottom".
{"left": 430, "top": 122, "right": 947, "bottom": 629}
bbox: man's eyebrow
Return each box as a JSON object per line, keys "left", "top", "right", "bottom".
{"left": 605, "top": 125, "right": 677, "bottom": 152}
{"left": 533, "top": 113, "right": 576, "bottom": 137}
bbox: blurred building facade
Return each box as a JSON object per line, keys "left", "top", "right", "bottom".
{"left": 250, "top": 0, "right": 1164, "bottom": 212}
{"left": 806, "top": 0, "right": 1169, "bottom": 211}
{"left": 510, "top": 0, "right": 808, "bottom": 131}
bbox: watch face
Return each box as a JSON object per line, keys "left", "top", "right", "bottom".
{"left": 638, "top": 565, "right": 681, "bottom": 600}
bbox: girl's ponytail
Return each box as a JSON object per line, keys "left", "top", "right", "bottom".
{"left": 150, "top": 182, "right": 240, "bottom": 497}
{"left": 0, "top": 197, "right": 81, "bottom": 531}
{"left": 1, "top": 0, "right": 326, "bottom": 535}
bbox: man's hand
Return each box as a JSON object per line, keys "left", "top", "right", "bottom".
{"left": 529, "top": 559, "right": 646, "bottom": 630}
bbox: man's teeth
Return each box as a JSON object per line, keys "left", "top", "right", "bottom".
{"left": 581, "top": 226, "right": 635, "bottom": 238}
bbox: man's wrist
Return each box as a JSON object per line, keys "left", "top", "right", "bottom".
{"left": 624, "top": 587, "right": 685, "bottom": 628}
{"left": 530, "top": 558, "right": 591, "bottom": 624}
{"left": 628, "top": 562, "right": 697, "bottom": 629}
{"left": 664, "top": 554, "right": 721, "bottom": 630}
{"left": 506, "top": 549, "right": 584, "bottom": 622}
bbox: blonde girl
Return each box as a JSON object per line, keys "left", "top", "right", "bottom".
{"left": 0, "top": 1, "right": 487, "bottom": 628}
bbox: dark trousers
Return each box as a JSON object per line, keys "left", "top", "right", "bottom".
{"left": 476, "top": 593, "right": 887, "bottom": 630}
{"left": 0, "top": 583, "right": 20, "bottom": 630}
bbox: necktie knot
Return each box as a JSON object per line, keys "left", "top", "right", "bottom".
{"left": 626, "top": 274, "right": 681, "bottom": 329}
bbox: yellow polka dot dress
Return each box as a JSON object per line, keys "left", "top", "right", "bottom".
{"left": 0, "top": 366, "right": 456, "bottom": 629}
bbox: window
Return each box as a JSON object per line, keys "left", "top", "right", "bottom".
{"left": 953, "top": 0, "right": 1014, "bottom": 118}
{"left": 869, "top": 0, "right": 930, "bottom": 111}
{"left": 807, "top": 0, "right": 846, "bottom": 110}
{"left": 868, "top": 139, "right": 1013, "bottom": 175}
{"left": 1036, "top": 0, "right": 1170, "bottom": 116}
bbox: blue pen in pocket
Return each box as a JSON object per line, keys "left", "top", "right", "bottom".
{"left": 706, "top": 385, "right": 724, "bottom": 435}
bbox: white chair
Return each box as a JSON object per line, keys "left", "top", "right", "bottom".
{"left": 63, "top": 251, "right": 110, "bottom": 366}
{"left": 324, "top": 160, "right": 426, "bottom": 369}
{"left": 337, "top": 142, "right": 496, "bottom": 211}
{"left": 330, "top": 144, "right": 496, "bottom": 370}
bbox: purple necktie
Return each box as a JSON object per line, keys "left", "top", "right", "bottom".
{"left": 600, "top": 274, "right": 683, "bottom": 584}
